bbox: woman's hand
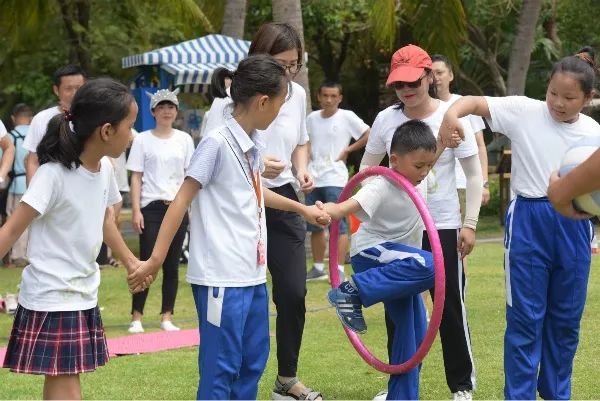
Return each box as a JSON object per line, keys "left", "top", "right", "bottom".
{"left": 131, "top": 210, "right": 144, "bottom": 234}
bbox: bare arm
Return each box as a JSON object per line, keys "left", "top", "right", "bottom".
{"left": 322, "top": 198, "right": 362, "bottom": 221}
{"left": 440, "top": 96, "right": 491, "bottom": 145}
{"left": 263, "top": 187, "right": 329, "bottom": 225}
{"left": 0, "top": 136, "right": 15, "bottom": 183}
{"left": 128, "top": 178, "right": 200, "bottom": 290}
{"left": 0, "top": 203, "right": 38, "bottom": 258}
{"left": 292, "top": 143, "right": 314, "bottom": 192}
{"left": 337, "top": 129, "right": 371, "bottom": 162}
{"left": 130, "top": 171, "right": 144, "bottom": 233}
{"left": 103, "top": 206, "right": 138, "bottom": 274}
{"left": 25, "top": 152, "right": 39, "bottom": 186}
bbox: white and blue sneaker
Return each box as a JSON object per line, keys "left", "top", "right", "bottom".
{"left": 327, "top": 281, "right": 367, "bottom": 334}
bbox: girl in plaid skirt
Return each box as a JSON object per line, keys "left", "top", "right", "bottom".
{"left": 0, "top": 78, "right": 146, "bottom": 400}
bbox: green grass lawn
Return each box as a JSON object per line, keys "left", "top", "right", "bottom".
{"left": 1, "top": 240, "right": 600, "bottom": 399}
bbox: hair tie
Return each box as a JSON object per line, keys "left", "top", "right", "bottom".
{"left": 575, "top": 52, "right": 595, "bottom": 67}
{"left": 64, "top": 111, "right": 73, "bottom": 121}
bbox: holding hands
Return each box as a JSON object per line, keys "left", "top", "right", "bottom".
{"left": 439, "top": 112, "right": 464, "bottom": 148}
{"left": 303, "top": 200, "right": 331, "bottom": 226}
{"left": 126, "top": 258, "right": 158, "bottom": 294}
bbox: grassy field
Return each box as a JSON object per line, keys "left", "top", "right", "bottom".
{"left": 1, "top": 228, "right": 600, "bottom": 399}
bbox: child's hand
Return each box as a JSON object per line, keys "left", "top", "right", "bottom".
{"left": 128, "top": 259, "right": 157, "bottom": 294}
{"left": 303, "top": 202, "right": 331, "bottom": 226}
{"left": 439, "top": 113, "right": 464, "bottom": 148}
{"left": 548, "top": 171, "right": 593, "bottom": 219}
{"left": 122, "top": 256, "right": 142, "bottom": 276}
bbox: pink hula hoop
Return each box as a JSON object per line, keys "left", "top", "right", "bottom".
{"left": 328, "top": 166, "right": 445, "bottom": 374}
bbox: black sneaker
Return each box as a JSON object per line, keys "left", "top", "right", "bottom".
{"left": 327, "top": 281, "right": 367, "bottom": 333}
{"left": 306, "top": 266, "right": 328, "bottom": 281}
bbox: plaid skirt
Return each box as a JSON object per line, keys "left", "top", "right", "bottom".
{"left": 2, "top": 305, "right": 109, "bottom": 375}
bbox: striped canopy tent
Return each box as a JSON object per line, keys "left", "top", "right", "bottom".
{"left": 122, "top": 34, "right": 250, "bottom": 92}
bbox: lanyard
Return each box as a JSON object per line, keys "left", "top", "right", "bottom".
{"left": 244, "top": 153, "right": 262, "bottom": 214}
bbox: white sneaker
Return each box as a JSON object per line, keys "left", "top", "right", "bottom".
{"left": 373, "top": 391, "right": 387, "bottom": 400}
{"left": 160, "top": 321, "right": 181, "bottom": 331}
{"left": 5, "top": 293, "right": 18, "bottom": 315}
{"left": 128, "top": 320, "right": 144, "bottom": 334}
{"left": 453, "top": 390, "right": 473, "bottom": 401}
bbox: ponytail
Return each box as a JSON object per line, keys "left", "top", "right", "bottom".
{"left": 551, "top": 46, "right": 598, "bottom": 95}
{"left": 210, "top": 67, "right": 235, "bottom": 99}
{"left": 37, "top": 114, "right": 84, "bottom": 168}
{"left": 36, "top": 78, "right": 134, "bottom": 169}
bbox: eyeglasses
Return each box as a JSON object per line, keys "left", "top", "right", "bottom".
{"left": 391, "top": 74, "right": 427, "bottom": 90}
{"left": 276, "top": 60, "right": 303, "bottom": 75}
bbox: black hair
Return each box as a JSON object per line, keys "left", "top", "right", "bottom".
{"left": 248, "top": 23, "right": 303, "bottom": 64}
{"left": 11, "top": 103, "right": 33, "bottom": 117}
{"left": 319, "top": 80, "right": 343, "bottom": 95}
{"left": 53, "top": 65, "right": 85, "bottom": 87}
{"left": 390, "top": 119, "right": 437, "bottom": 155}
{"left": 550, "top": 46, "right": 598, "bottom": 95}
{"left": 37, "top": 78, "right": 134, "bottom": 169}
{"left": 431, "top": 54, "right": 453, "bottom": 73}
{"left": 211, "top": 54, "right": 289, "bottom": 106}
{"left": 393, "top": 69, "right": 438, "bottom": 110}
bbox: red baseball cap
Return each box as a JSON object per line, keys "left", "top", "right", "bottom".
{"left": 386, "top": 44, "right": 432, "bottom": 86}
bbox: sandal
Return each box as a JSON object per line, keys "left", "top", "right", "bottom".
{"left": 272, "top": 377, "right": 323, "bottom": 400}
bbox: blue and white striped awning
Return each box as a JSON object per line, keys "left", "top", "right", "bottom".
{"left": 122, "top": 34, "right": 250, "bottom": 69}
{"left": 160, "top": 62, "right": 238, "bottom": 86}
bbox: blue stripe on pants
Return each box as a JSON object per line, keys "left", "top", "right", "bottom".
{"left": 504, "top": 197, "right": 593, "bottom": 400}
{"left": 191, "top": 284, "right": 270, "bottom": 400}
{"left": 351, "top": 242, "right": 434, "bottom": 400}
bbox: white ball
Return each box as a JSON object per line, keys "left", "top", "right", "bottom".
{"left": 559, "top": 136, "right": 600, "bottom": 216}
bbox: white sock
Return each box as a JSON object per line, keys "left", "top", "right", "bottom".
{"left": 338, "top": 265, "right": 345, "bottom": 272}
{"left": 314, "top": 262, "right": 324, "bottom": 272}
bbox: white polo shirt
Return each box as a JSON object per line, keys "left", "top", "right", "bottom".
{"left": 485, "top": 96, "right": 600, "bottom": 197}
{"left": 185, "top": 116, "right": 268, "bottom": 287}
{"left": 366, "top": 101, "right": 478, "bottom": 229}
{"left": 126, "top": 129, "right": 194, "bottom": 207}
{"left": 203, "top": 81, "right": 309, "bottom": 189}
{"left": 447, "top": 94, "right": 486, "bottom": 189}
{"left": 19, "top": 158, "right": 121, "bottom": 311}
{"left": 23, "top": 106, "right": 62, "bottom": 153}
{"left": 307, "top": 109, "right": 369, "bottom": 187}
{"left": 351, "top": 177, "right": 424, "bottom": 256}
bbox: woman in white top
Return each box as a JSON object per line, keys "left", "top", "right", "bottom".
{"left": 1, "top": 78, "right": 143, "bottom": 400}
{"left": 126, "top": 89, "right": 194, "bottom": 333}
{"left": 360, "top": 44, "right": 483, "bottom": 401}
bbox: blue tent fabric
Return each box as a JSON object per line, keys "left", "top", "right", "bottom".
{"left": 122, "top": 34, "right": 250, "bottom": 69}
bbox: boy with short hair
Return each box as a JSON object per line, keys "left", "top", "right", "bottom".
{"left": 305, "top": 81, "right": 370, "bottom": 281}
{"left": 324, "top": 119, "right": 439, "bottom": 400}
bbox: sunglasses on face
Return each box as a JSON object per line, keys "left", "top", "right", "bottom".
{"left": 391, "top": 73, "right": 427, "bottom": 90}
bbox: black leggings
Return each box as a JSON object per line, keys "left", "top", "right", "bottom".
{"left": 131, "top": 201, "right": 189, "bottom": 315}
{"left": 265, "top": 184, "right": 307, "bottom": 377}
{"left": 386, "top": 229, "right": 475, "bottom": 392}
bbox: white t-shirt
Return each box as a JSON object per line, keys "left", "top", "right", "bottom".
{"left": 351, "top": 177, "right": 423, "bottom": 256}
{"left": 126, "top": 129, "right": 194, "bottom": 207}
{"left": 307, "top": 109, "right": 369, "bottom": 187}
{"left": 204, "top": 81, "right": 309, "bottom": 188}
{"left": 447, "top": 94, "right": 486, "bottom": 189}
{"left": 19, "top": 158, "right": 121, "bottom": 311}
{"left": 486, "top": 96, "right": 600, "bottom": 197}
{"left": 0, "top": 119, "right": 7, "bottom": 137}
{"left": 185, "top": 117, "right": 268, "bottom": 287}
{"left": 22, "top": 106, "right": 62, "bottom": 153}
{"left": 366, "top": 101, "right": 479, "bottom": 229}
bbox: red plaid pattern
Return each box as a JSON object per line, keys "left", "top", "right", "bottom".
{"left": 3, "top": 305, "right": 109, "bottom": 375}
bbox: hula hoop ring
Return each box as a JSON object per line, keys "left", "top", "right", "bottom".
{"left": 328, "top": 166, "right": 445, "bottom": 374}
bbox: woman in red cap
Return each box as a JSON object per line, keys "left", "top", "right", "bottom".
{"left": 360, "top": 44, "right": 483, "bottom": 401}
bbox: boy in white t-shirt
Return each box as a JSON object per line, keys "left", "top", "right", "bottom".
{"left": 305, "top": 81, "right": 370, "bottom": 281}
{"left": 324, "top": 120, "right": 438, "bottom": 400}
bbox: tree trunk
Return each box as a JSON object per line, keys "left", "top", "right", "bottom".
{"left": 272, "top": 0, "right": 312, "bottom": 113}
{"left": 57, "top": 0, "right": 91, "bottom": 73}
{"left": 506, "top": 0, "right": 543, "bottom": 95}
{"left": 221, "top": 0, "right": 247, "bottom": 39}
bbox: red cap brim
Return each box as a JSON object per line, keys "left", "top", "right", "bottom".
{"left": 386, "top": 66, "right": 425, "bottom": 86}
